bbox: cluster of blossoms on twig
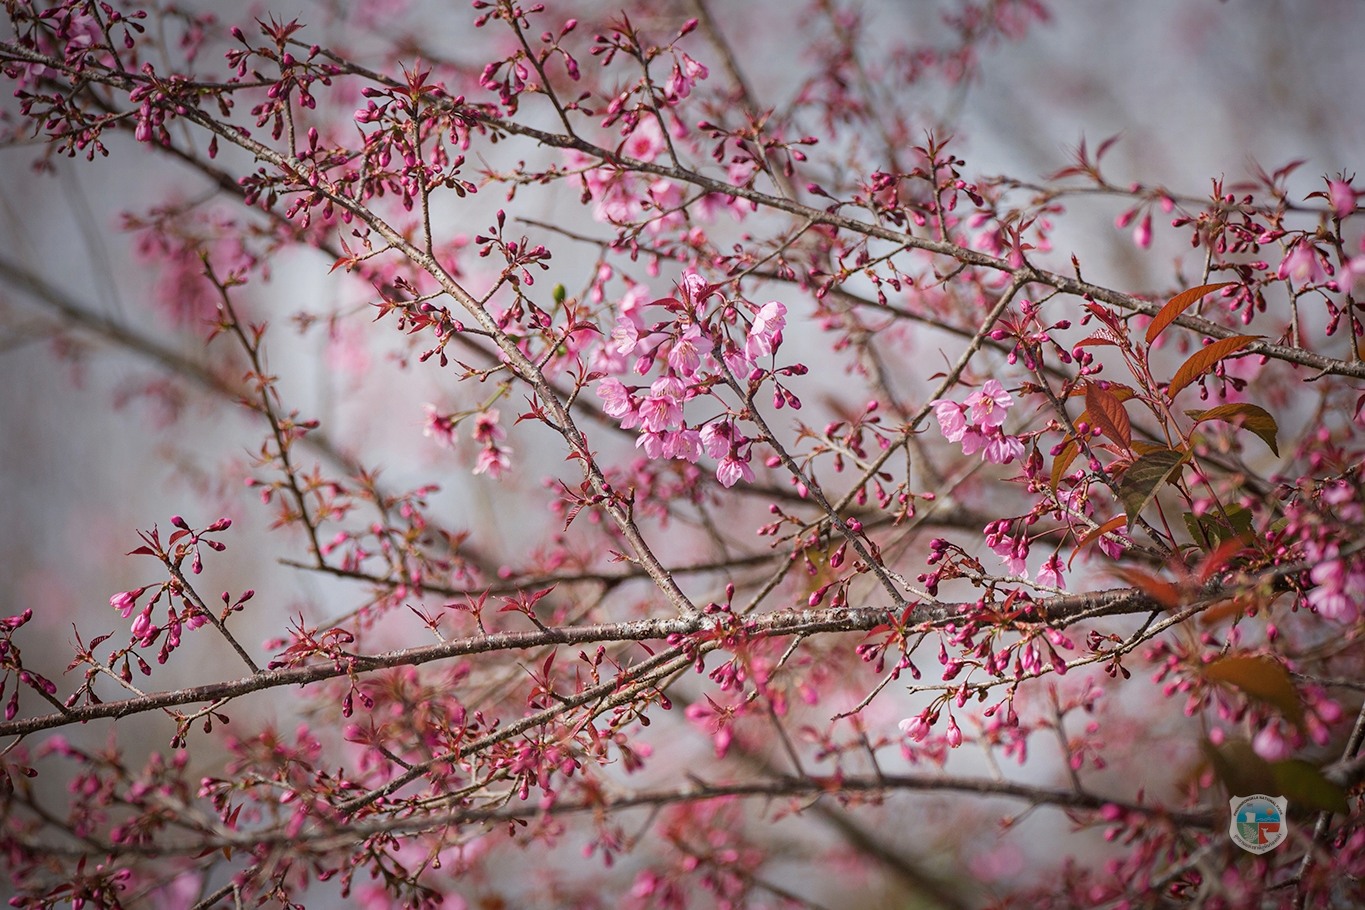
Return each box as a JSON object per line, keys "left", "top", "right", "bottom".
{"left": 930, "top": 378, "right": 1024, "bottom": 465}
{"left": 595, "top": 272, "right": 792, "bottom": 488}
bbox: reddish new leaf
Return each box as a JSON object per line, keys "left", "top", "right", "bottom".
{"left": 1188, "top": 402, "right": 1280, "bottom": 456}
{"left": 1203, "top": 654, "right": 1304, "bottom": 726}
{"left": 1085, "top": 382, "right": 1132, "bottom": 448}
{"left": 1166, "top": 335, "right": 1259, "bottom": 399}
{"left": 1110, "top": 567, "right": 1182, "bottom": 610}
{"left": 1145, "top": 282, "right": 1236, "bottom": 344}
{"left": 1050, "top": 437, "right": 1080, "bottom": 492}
{"left": 1070, "top": 514, "right": 1127, "bottom": 567}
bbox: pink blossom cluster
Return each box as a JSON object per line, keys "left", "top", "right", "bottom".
{"left": 422, "top": 406, "right": 512, "bottom": 479}
{"left": 1293, "top": 481, "right": 1365, "bottom": 623}
{"left": 109, "top": 582, "right": 211, "bottom": 650}
{"left": 1305, "top": 544, "right": 1365, "bottom": 623}
{"left": 572, "top": 117, "right": 747, "bottom": 232}
{"left": 594, "top": 273, "right": 789, "bottom": 487}
{"left": 929, "top": 379, "right": 1024, "bottom": 464}
{"left": 983, "top": 519, "right": 1066, "bottom": 587}
{"left": 469, "top": 409, "right": 511, "bottom": 479}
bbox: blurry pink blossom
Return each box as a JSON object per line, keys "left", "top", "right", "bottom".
{"left": 898, "top": 714, "right": 930, "bottom": 741}
{"left": 622, "top": 117, "right": 665, "bottom": 162}
{"left": 471, "top": 409, "right": 505, "bottom": 444}
{"left": 473, "top": 445, "right": 512, "bottom": 480}
{"left": 930, "top": 399, "right": 969, "bottom": 442}
{"left": 1328, "top": 179, "right": 1358, "bottom": 219}
{"left": 423, "top": 405, "right": 457, "bottom": 448}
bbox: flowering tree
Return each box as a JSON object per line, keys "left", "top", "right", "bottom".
{"left": 1, "top": 1, "right": 1364, "bottom": 907}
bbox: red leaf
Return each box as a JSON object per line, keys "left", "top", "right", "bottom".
{"left": 1145, "top": 282, "right": 1237, "bottom": 344}
{"left": 1203, "top": 654, "right": 1304, "bottom": 726}
{"left": 1188, "top": 402, "right": 1280, "bottom": 456}
{"left": 1167, "top": 335, "right": 1259, "bottom": 398}
{"left": 1050, "top": 437, "right": 1080, "bottom": 492}
{"left": 1070, "top": 514, "right": 1127, "bottom": 568}
{"left": 1085, "top": 382, "right": 1132, "bottom": 448}
{"left": 1110, "top": 567, "right": 1183, "bottom": 609}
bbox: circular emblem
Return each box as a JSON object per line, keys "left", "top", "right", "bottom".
{"left": 1229, "top": 794, "right": 1288, "bottom": 854}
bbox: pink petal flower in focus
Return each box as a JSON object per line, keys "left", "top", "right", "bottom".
{"left": 716, "top": 453, "right": 754, "bottom": 488}
{"left": 965, "top": 379, "right": 1012, "bottom": 428}
{"left": 744, "top": 300, "right": 786, "bottom": 361}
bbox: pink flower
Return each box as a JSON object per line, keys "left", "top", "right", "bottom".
{"left": 1277, "top": 241, "right": 1328, "bottom": 284}
{"left": 471, "top": 409, "right": 505, "bottom": 444}
{"left": 931, "top": 399, "right": 969, "bottom": 442}
{"left": 1307, "top": 558, "right": 1364, "bottom": 622}
{"left": 944, "top": 715, "right": 964, "bottom": 748}
{"left": 700, "top": 420, "right": 733, "bottom": 459}
{"left": 982, "top": 429, "right": 1024, "bottom": 465}
{"left": 1252, "top": 723, "right": 1293, "bottom": 761}
{"left": 898, "top": 714, "right": 930, "bottom": 741}
{"left": 716, "top": 453, "right": 754, "bottom": 488}
{"left": 1328, "top": 179, "right": 1358, "bottom": 219}
{"left": 638, "top": 376, "right": 685, "bottom": 434}
{"left": 678, "top": 270, "right": 709, "bottom": 308}
{"left": 667, "top": 324, "right": 705, "bottom": 377}
{"left": 965, "top": 380, "right": 1012, "bottom": 428}
{"left": 131, "top": 606, "right": 156, "bottom": 643}
{"left": 744, "top": 301, "right": 786, "bottom": 361}
{"left": 1037, "top": 555, "right": 1066, "bottom": 590}
{"left": 619, "top": 283, "right": 651, "bottom": 319}
{"left": 622, "top": 117, "right": 665, "bottom": 162}
{"left": 636, "top": 430, "right": 666, "bottom": 459}
{"left": 662, "top": 428, "right": 702, "bottom": 462}
{"left": 1132, "top": 212, "right": 1152, "bottom": 249}
{"left": 597, "top": 377, "right": 637, "bottom": 426}
{"left": 473, "top": 445, "right": 512, "bottom": 479}
{"left": 990, "top": 534, "right": 1029, "bottom": 577}
{"left": 422, "top": 404, "right": 457, "bottom": 448}
{"left": 959, "top": 426, "right": 988, "bottom": 456}
{"left": 685, "top": 696, "right": 735, "bottom": 758}
{"left": 666, "top": 53, "right": 708, "bottom": 101}
{"left": 610, "top": 313, "right": 641, "bottom": 356}
{"left": 110, "top": 588, "right": 144, "bottom": 618}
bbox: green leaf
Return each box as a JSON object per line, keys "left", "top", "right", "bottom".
{"left": 1203, "top": 654, "right": 1304, "bottom": 726}
{"left": 1167, "top": 335, "right": 1259, "bottom": 398}
{"left": 1270, "top": 760, "right": 1350, "bottom": 814}
{"left": 1183, "top": 504, "right": 1255, "bottom": 547}
{"left": 1203, "top": 739, "right": 1276, "bottom": 797}
{"left": 1188, "top": 402, "right": 1280, "bottom": 457}
{"left": 1117, "top": 448, "right": 1186, "bottom": 526}
{"left": 1206, "top": 741, "right": 1350, "bottom": 815}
